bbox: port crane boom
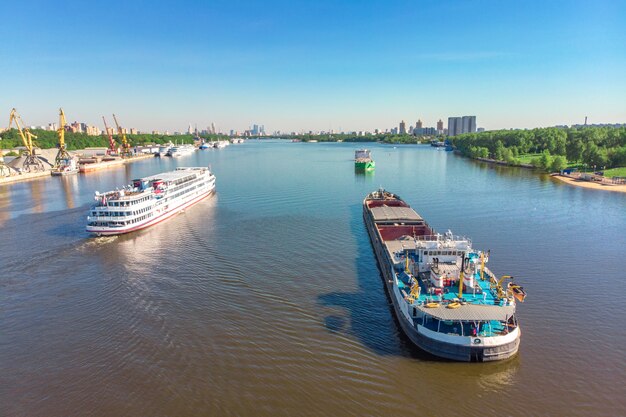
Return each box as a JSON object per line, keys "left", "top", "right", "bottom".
{"left": 112, "top": 114, "right": 132, "bottom": 157}
{"left": 102, "top": 116, "right": 118, "bottom": 155}
{"left": 8, "top": 108, "right": 44, "bottom": 172}
{"left": 54, "top": 108, "right": 72, "bottom": 168}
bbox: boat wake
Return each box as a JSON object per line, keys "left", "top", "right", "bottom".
{"left": 77, "top": 235, "right": 119, "bottom": 251}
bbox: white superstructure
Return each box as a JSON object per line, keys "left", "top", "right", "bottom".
{"left": 86, "top": 167, "right": 215, "bottom": 236}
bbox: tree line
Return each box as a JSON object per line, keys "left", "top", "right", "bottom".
{"left": 450, "top": 126, "right": 626, "bottom": 172}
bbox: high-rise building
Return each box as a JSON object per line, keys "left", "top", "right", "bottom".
{"left": 447, "top": 116, "right": 477, "bottom": 136}
{"left": 399, "top": 120, "right": 406, "bottom": 134}
{"left": 462, "top": 116, "right": 476, "bottom": 134}
{"left": 448, "top": 117, "right": 461, "bottom": 136}
{"left": 211, "top": 122, "right": 216, "bottom": 134}
{"left": 436, "top": 119, "right": 444, "bottom": 133}
{"left": 416, "top": 119, "right": 423, "bottom": 129}
{"left": 187, "top": 124, "right": 193, "bottom": 134}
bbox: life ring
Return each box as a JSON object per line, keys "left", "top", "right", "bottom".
{"left": 425, "top": 302, "right": 440, "bottom": 308}
{"left": 447, "top": 302, "right": 461, "bottom": 309}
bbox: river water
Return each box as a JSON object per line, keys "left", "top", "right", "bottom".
{"left": 1, "top": 141, "right": 625, "bottom": 416}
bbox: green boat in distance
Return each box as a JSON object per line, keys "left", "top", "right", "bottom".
{"left": 355, "top": 149, "right": 375, "bottom": 171}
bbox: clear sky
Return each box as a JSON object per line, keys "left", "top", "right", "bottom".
{"left": 1, "top": 0, "right": 625, "bottom": 133}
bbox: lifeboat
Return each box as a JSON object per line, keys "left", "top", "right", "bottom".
{"left": 509, "top": 284, "right": 527, "bottom": 302}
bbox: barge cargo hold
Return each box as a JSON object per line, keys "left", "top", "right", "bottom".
{"left": 363, "top": 189, "right": 524, "bottom": 362}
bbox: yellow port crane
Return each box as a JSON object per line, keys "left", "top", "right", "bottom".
{"left": 112, "top": 114, "right": 132, "bottom": 157}
{"left": 8, "top": 108, "right": 44, "bottom": 172}
{"left": 54, "top": 108, "right": 72, "bottom": 168}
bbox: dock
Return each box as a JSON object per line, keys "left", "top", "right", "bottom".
{"left": 0, "top": 152, "right": 157, "bottom": 186}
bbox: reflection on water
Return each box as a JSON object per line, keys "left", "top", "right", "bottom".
{"left": 0, "top": 141, "right": 624, "bottom": 417}
{"left": 29, "top": 178, "right": 45, "bottom": 213}
{"left": 354, "top": 168, "right": 375, "bottom": 182}
{"left": 59, "top": 174, "right": 79, "bottom": 209}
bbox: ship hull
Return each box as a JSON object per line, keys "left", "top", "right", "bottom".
{"left": 355, "top": 161, "right": 375, "bottom": 170}
{"left": 51, "top": 169, "right": 79, "bottom": 176}
{"left": 363, "top": 200, "right": 519, "bottom": 362}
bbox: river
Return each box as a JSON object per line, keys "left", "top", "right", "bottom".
{"left": 1, "top": 140, "right": 624, "bottom": 416}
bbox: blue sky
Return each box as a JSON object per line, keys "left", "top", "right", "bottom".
{"left": 1, "top": 0, "right": 625, "bottom": 133}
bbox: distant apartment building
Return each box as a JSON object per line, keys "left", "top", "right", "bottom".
{"left": 462, "top": 116, "right": 476, "bottom": 134}
{"left": 130, "top": 128, "right": 138, "bottom": 135}
{"left": 436, "top": 119, "right": 444, "bottom": 134}
{"left": 399, "top": 120, "right": 406, "bottom": 134}
{"left": 416, "top": 119, "right": 423, "bottom": 129}
{"left": 86, "top": 125, "right": 100, "bottom": 136}
{"left": 447, "top": 116, "right": 477, "bottom": 136}
{"left": 70, "top": 121, "right": 82, "bottom": 133}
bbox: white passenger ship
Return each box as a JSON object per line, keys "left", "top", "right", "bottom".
{"left": 86, "top": 167, "right": 216, "bottom": 236}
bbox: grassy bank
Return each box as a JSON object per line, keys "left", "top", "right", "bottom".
{"left": 603, "top": 167, "right": 626, "bottom": 177}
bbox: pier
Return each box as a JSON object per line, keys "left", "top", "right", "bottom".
{"left": 0, "top": 151, "right": 157, "bottom": 185}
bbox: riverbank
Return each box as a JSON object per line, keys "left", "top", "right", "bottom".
{"left": 551, "top": 174, "right": 626, "bottom": 193}
{"left": 473, "top": 156, "right": 535, "bottom": 169}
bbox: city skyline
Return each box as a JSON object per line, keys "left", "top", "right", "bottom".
{"left": 1, "top": 1, "right": 624, "bottom": 132}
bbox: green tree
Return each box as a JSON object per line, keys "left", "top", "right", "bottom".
{"left": 539, "top": 150, "right": 553, "bottom": 170}
{"left": 566, "top": 139, "right": 584, "bottom": 162}
{"left": 551, "top": 155, "right": 567, "bottom": 172}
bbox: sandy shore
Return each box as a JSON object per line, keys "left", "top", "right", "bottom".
{"left": 552, "top": 174, "right": 626, "bottom": 194}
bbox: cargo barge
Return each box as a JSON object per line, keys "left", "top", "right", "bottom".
{"left": 355, "top": 149, "right": 375, "bottom": 171}
{"left": 363, "top": 189, "right": 524, "bottom": 361}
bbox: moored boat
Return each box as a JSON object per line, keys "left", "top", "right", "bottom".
{"left": 51, "top": 157, "right": 79, "bottom": 176}
{"left": 86, "top": 167, "right": 216, "bottom": 236}
{"left": 355, "top": 149, "right": 375, "bottom": 171}
{"left": 363, "top": 189, "right": 524, "bottom": 362}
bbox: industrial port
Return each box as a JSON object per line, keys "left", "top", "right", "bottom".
{"left": 1, "top": 108, "right": 184, "bottom": 185}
